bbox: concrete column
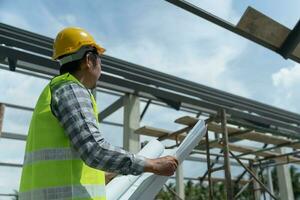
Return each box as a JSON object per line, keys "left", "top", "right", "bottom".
{"left": 123, "top": 94, "right": 140, "bottom": 153}
{"left": 175, "top": 164, "right": 185, "bottom": 200}
{"left": 276, "top": 148, "right": 294, "bottom": 200}
{"left": 266, "top": 167, "right": 274, "bottom": 200}
{"left": 253, "top": 167, "right": 261, "bottom": 200}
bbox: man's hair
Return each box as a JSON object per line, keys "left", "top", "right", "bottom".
{"left": 59, "top": 50, "right": 99, "bottom": 75}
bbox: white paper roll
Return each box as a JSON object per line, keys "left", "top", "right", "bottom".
{"left": 175, "top": 120, "right": 206, "bottom": 162}
{"left": 121, "top": 120, "right": 207, "bottom": 200}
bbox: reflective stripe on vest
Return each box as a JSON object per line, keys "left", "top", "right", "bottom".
{"left": 24, "top": 148, "right": 80, "bottom": 165}
{"left": 19, "top": 73, "right": 105, "bottom": 200}
{"left": 19, "top": 184, "right": 106, "bottom": 200}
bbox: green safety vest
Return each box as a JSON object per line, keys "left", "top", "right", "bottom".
{"left": 19, "top": 73, "right": 106, "bottom": 200}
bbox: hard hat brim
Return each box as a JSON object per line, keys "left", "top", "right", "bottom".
{"left": 94, "top": 44, "right": 105, "bottom": 55}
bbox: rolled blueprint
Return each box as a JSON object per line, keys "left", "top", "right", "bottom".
{"left": 122, "top": 120, "right": 207, "bottom": 200}
{"left": 175, "top": 120, "right": 206, "bottom": 162}
{"left": 106, "top": 139, "right": 165, "bottom": 200}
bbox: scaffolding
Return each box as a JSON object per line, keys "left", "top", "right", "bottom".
{"left": 0, "top": 2, "right": 299, "bottom": 199}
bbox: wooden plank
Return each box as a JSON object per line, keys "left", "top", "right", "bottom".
{"left": 136, "top": 118, "right": 300, "bottom": 162}
{"left": 208, "top": 122, "right": 242, "bottom": 135}
{"left": 237, "top": 7, "right": 290, "bottom": 48}
{"left": 209, "top": 123, "right": 300, "bottom": 149}
{"left": 211, "top": 142, "right": 300, "bottom": 162}
{"left": 135, "top": 126, "right": 171, "bottom": 138}
{"left": 212, "top": 143, "right": 277, "bottom": 157}
{"left": 135, "top": 126, "right": 187, "bottom": 140}
{"left": 241, "top": 132, "right": 290, "bottom": 145}
{"left": 175, "top": 116, "right": 198, "bottom": 126}
{"left": 175, "top": 115, "right": 300, "bottom": 149}
{"left": 135, "top": 125, "right": 300, "bottom": 163}
{"left": 158, "top": 126, "right": 190, "bottom": 141}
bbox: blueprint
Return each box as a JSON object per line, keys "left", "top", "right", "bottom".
{"left": 106, "top": 120, "right": 207, "bottom": 200}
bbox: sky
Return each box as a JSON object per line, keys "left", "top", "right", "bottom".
{"left": 0, "top": 0, "right": 299, "bottom": 197}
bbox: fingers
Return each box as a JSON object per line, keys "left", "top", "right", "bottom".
{"left": 158, "top": 156, "right": 179, "bottom": 176}
{"left": 165, "top": 156, "right": 179, "bottom": 172}
{"left": 144, "top": 156, "right": 180, "bottom": 176}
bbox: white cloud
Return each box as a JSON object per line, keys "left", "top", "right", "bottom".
{"left": 0, "top": 1, "right": 66, "bottom": 37}
{"left": 272, "top": 64, "right": 300, "bottom": 88}
{"left": 271, "top": 64, "right": 300, "bottom": 112}
{"left": 0, "top": 167, "right": 22, "bottom": 196}
{"left": 0, "top": 11, "right": 31, "bottom": 30}
{"left": 0, "top": 70, "right": 47, "bottom": 107}
{"left": 188, "top": 0, "right": 240, "bottom": 23}
{"left": 58, "top": 14, "right": 77, "bottom": 25}
{"left": 107, "top": 0, "right": 249, "bottom": 97}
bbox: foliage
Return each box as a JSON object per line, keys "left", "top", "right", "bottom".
{"left": 156, "top": 166, "right": 300, "bottom": 200}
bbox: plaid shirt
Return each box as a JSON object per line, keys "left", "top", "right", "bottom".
{"left": 50, "top": 81, "right": 145, "bottom": 175}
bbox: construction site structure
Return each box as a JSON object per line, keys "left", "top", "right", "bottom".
{"left": 0, "top": 1, "right": 300, "bottom": 199}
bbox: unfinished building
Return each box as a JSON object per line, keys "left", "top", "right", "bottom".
{"left": 0, "top": 1, "right": 300, "bottom": 199}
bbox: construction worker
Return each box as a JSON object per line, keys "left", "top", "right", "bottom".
{"left": 18, "top": 27, "right": 178, "bottom": 200}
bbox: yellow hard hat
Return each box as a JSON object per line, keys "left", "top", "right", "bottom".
{"left": 52, "top": 27, "right": 105, "bottom": 60}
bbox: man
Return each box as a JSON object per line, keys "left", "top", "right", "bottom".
{"left": 19, "top": 27, "right": 178, "bottom": 200}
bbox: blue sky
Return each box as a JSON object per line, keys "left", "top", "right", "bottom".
{"left": 0, "top": 0, "right": 299, "bottom": 197}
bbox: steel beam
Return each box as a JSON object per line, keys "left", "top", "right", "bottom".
{"left": 1, "top": 23, "right": 300, "bottom": 138}
{"left": 0, "top": 49, "right": 298, "bottom": 139}
{"left": 278, "top": 20, "right": 300, "bottom": 59}
{"left": 98, "top": 96, "right": 124, "bottom": 122}
{"left": 140, "top": 99, "right": 151, "bottom": 121}
{"left": 0, "top": 162, "right": 22, "bottom": 168}
{"left": 234, "top": 178, "right": 253, "bottom": 199}
{"left": 230, "top": 151, "right": 278, "bottom": 200}
{"left": 103, "top": 56, "right": 300, "bottom": 124}
{"left": 0, "top": 22, "right": 53, "bottom": 44}
{"left": 1, "top": 132, "right": 27, "bottom": 141}
{"left": 0, "top": 104, "right": 4, "bottom": 137}
{"left": 2, "top": 24, "right": 300, "bottom": 125}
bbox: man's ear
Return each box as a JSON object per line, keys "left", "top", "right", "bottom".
{"left": 83, "top": 53, "right": 93, "bottom": 70}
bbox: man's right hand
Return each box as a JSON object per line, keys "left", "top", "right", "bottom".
{"left": 144, "top": 156, "right": 179, "bottom": 176}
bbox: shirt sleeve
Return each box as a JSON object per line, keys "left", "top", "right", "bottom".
{"left": 50, "top": 82, "right": 145, "bottom": 175}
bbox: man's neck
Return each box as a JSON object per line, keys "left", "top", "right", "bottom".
{"left": 71, "top": 71, "right": 91, "bottom": 89}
